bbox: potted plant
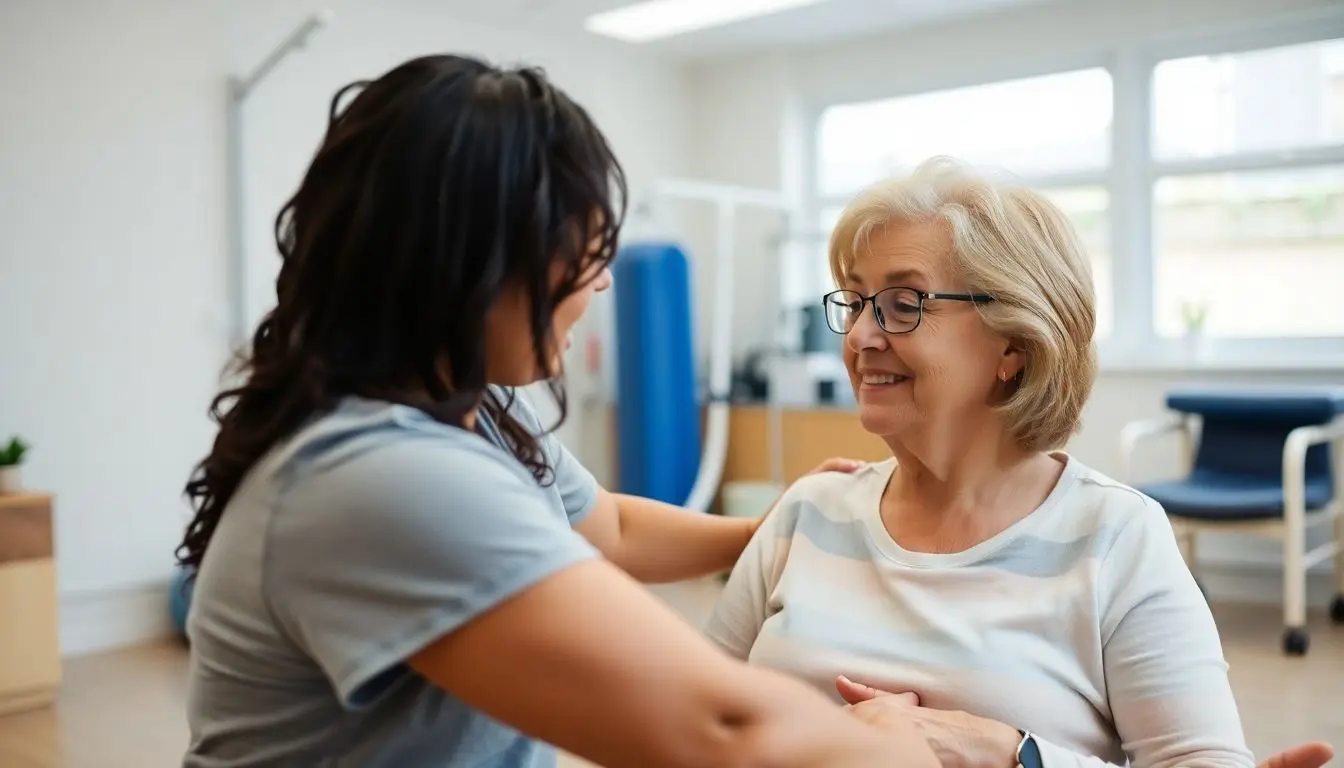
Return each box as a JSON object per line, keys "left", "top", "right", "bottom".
{"left": 1180, "top": 301, "right": 1209, "bottom": 361}
{"left": 0, "top": 436, "right": 29, "bottom": 494}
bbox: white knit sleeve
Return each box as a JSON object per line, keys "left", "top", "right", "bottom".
{"left": 701, "top": 492, "right": 800, "bottom": 660}
{"left": 1035, "top": 497, "right": 1255, "bottom": 768}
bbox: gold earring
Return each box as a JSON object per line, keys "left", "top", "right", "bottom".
{"left": 999, "top": 370, "right": 1009, "bottom": 382}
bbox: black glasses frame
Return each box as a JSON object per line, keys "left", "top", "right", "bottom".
{"left": 822, "top": 287, "right": 995, "bottom": 335}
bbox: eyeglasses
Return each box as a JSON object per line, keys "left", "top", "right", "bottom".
{"left": 822, "top": 287, "right": 995, "bottom": 335}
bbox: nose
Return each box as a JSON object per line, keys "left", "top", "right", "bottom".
{"left": 592, "top": 266, "right": 613, "bottom": 293}
{"left": 846, "top": 301, "right": 890, "bottom": 354}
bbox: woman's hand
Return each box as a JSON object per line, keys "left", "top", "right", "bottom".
{"left": 1260, "top": 743, "right": 1334, "bottom": 768}
{"left": 837, "top": 675, "right": 1019, "bottom": 768}
{"left": 806, "top": 457, "right": 868, "bottom": 475}
{"left": 839, "top": 676, "right": 1337, "bottom": 768}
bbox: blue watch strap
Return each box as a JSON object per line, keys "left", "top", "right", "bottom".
{"left": 1016, "top": 730, "right": 1043, "bottom": 768}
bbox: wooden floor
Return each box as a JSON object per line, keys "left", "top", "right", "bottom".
{"left": 1, "top": 589, "right": 1341, "bottom": 766}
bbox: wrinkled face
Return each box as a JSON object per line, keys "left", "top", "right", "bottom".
{"left": 485, "top": 239, "right": 612, "bottom": 387}
{"left": 839, "top": 221, "right": 1015, "bottom": 440}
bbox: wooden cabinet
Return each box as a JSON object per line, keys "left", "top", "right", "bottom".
{"left": 0, "top": 492, "right": 61, "bottom": 715}
{"left": 719, "top": 406, "right": 892, "bottom": 485}
{"left": 588, "top": 402, "right": 892, "bottom": 501}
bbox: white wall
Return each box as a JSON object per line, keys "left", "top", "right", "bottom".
{"left": 0, "top": 0, "right": 233, "bottom": 655}
{"left": 0, "top": 0, "right": 692, "bottom": 655}
{"left": 682, "top": 0, "right": 1344, "bottom": 606}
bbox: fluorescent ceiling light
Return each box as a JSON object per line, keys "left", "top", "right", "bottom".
{"left": 585, "top": 0, "right": 827, "bottom": 43}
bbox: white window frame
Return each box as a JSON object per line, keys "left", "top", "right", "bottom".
{"left": 802, "top": 17, "right": 1344, "bottom": 372}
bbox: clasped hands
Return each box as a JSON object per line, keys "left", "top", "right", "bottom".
{"left": 834, "top": 675, "right": 1334, "bottom": 768}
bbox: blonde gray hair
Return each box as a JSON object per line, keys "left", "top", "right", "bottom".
{"left": 828, "top": 156, "right": 1098, "bottom": 451}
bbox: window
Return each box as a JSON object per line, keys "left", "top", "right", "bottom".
{"left": 1153, "top": 166, "right": 1344, "bottom": 338}
{"left": 813, "top": 68, "right": 1115, "bottom": 337}
{"left": 803, "top": 29, "right": 1344, "bottom": 367}
{"left": 1151, "top": 38, "right": 1344, "bottom": 341}
{"left": 1153, "top": 39, "right": 1344, "bottom": 161}
{"left": 1038, "top": 186, "right": 1113, "bottom": 339}
{"left": 817, "top": 68, "right": 1112, "bottom": 194}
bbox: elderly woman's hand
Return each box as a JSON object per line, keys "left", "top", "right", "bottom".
{"left": 840, "top": 676, "right": 1337, "bottom": 768}
{"left": 838, "top": 676, "right": 1019, "bottom": 768}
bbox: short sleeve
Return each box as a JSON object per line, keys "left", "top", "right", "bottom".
{"left": 264, "top": 433, "right": 599, "bottom": 709}
{"left": 703, "top": 494, "right": 799, "bottom": 659}
{"left": 501, "top": 386, "right": 599, "bottom": 525}
{"left": 1085, "top": 498, "right": 1255, "bottom": 768}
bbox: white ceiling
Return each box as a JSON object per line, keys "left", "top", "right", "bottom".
{"left": 422, "top": 0, "right": 1055, "bottom": 60}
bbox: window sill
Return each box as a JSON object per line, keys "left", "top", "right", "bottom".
{"left": 1097, "top": 339, "right": 1344, "bottom": 375}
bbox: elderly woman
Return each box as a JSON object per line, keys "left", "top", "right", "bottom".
{"left": 706, "top": 156, "right": 1255, "bottom": 768}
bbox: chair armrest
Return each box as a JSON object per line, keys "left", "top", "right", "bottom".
{"left": 1119, "top": 414, "right": 1189, "bottom": 484}
{"left": 1282, "top": 416, "right": 1344, "bottom": 514}
{"left": 1285, "top": 416, "right": 1344, "bottom": 452}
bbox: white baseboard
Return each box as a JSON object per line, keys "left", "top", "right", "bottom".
{"left": 59, "top": 579, "right": 176, "bottom": 658}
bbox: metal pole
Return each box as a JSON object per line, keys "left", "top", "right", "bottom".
{"left": 225, "top": 79, "right": 247, "bottom": 350}
{"left": 683, "top": 200, "right": 739, "bottom": 512}
{"left": 225, "top": 9, "right": 333, "bottom": 349}
{"left": 235, "top": 10, "right": 333, "bottom": 99}
{"left": 650, "top": 178, "right": 787, "bottom": 210}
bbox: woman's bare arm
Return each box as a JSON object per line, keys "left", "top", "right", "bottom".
{"left": 409, "top": 557, "right": 936, "bottom": 768}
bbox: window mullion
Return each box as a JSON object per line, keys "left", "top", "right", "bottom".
{"left": 1107, "top": 46, "right": 1155, "bottom": 359}
{"left": 1153, "top": 144, "right": 1344, "bottom": 177}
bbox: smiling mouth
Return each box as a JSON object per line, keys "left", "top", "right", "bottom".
{"left": 860, "top": 374, "right": 910, "bottom": 386}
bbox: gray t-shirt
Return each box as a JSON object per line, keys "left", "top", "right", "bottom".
{"left": 183, "top": 387, "right": 600, "bottom": 767}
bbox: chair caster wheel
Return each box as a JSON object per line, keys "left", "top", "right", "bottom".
{"left": 1283, "top": 627, "right": 1310, "bottom": 656}
{"left": 1331, "top": 595, "right": 1344, "bottom": 624}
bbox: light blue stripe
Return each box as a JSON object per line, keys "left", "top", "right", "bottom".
{"left": 977, "top": 523, "right": 1124, "bottom": 578}
{"left": 791, "top": 501, "right": 877, "bottom": 560}
{"left": 775, "top": 499, "right": 1122, "bottom": 578}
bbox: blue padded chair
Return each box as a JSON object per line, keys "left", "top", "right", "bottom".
{"left": 1120, "top": 387, "right": 1344, "bottom": 655}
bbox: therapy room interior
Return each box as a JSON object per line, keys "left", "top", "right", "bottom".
{"left": 3, "top": 0, "right": 1344, "bottom": 764}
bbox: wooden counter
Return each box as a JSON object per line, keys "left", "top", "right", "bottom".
{"left": 0, "top": 492, "right": 61, "bottom": 716}
{"left": 719, "top": 405, "right": 891, "bottom": 485}
{"left": 586, "top": 402, "right": 892, "bottom": 499}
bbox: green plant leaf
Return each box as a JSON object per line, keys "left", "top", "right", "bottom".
{"left": 0, "top": 436, "right": 28, "bottom": 466}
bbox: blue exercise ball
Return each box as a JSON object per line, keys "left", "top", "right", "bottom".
{"left": 170, "top": 566, "right": 195, "bottom": 639}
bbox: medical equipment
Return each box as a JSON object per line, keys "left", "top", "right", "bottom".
{"left": 615, "top": 180, "right": 795, "bottom": 512}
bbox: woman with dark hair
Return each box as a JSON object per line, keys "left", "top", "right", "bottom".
{"left": 177, "top": 54, "right": 934, "bottom": 767}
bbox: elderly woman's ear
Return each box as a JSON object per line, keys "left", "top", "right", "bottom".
{"left": 996, "top": 343, "right": 1026, "bottom": 383}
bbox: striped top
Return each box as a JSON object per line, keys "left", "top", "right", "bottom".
{"left": 705, "top": 455, "right": 1254, "bottom": 768}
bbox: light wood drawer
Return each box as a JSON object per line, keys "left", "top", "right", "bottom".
{"left": 0, "top": 492, "right": 61, "bottom": 715}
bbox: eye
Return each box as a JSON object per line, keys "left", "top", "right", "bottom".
{"left": 878, "top": 289, "right": 921, "bottom": 317}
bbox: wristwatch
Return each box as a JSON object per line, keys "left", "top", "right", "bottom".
{"left": 1015, "top": 730, "right": 1043, "bottom": 768}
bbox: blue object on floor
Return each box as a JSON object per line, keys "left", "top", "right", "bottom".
{"left": 612, "top": 241, "right": 702, "bottom": 505}
{"left": 1139, "top": 388, "right": 1344, "bottom": 521}
{"left": 170, "top": 566, "right": 195, "bottom": 638}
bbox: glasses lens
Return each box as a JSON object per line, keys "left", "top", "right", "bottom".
{"left": 874, "top": 288, "right": 921, "bottom": 332}
{"left": 823, "top": 290, "right": 862, "bottom": 333}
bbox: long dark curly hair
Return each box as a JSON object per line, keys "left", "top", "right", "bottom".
{"left": 177, "top": 55, "right": 625, "bottom": 571}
